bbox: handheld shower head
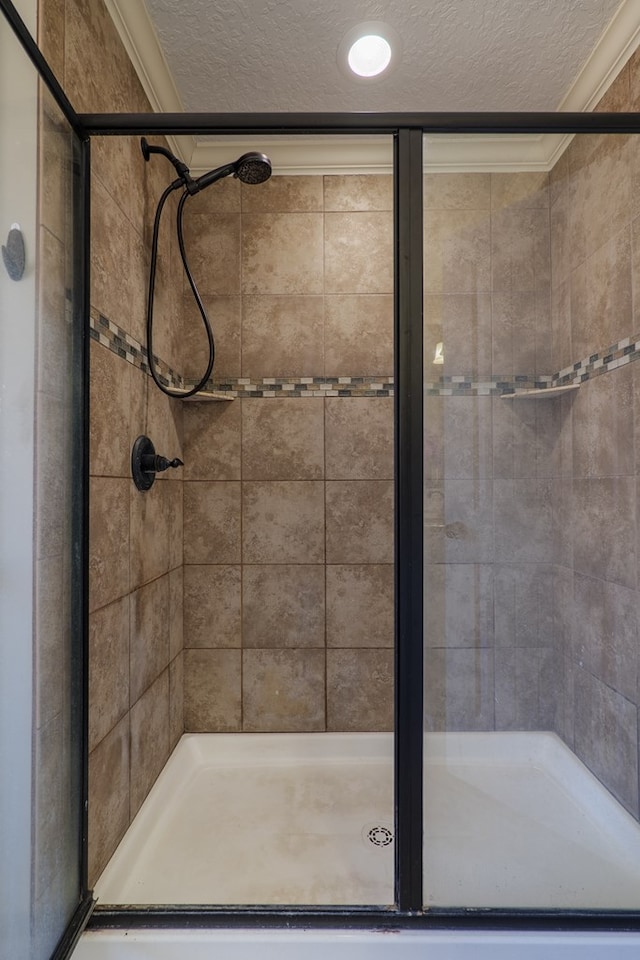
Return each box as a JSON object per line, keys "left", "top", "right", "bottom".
{"left": 193, "top": 152, "right": 272, "bottom": 193}
{"left": 234, "top": 152, "right": 272, "bottom": 185}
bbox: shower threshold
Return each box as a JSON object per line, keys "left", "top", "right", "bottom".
{"left": 93, "top": 731, "right": 640, "bottom": 909}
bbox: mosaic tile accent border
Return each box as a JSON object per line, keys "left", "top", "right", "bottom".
{"left": 89, "top": 310, "right": 393, "bottom": 397}
{"left": 425, "top": 375, "right": 552, "bottom": 397}
{"left": 184, "top": 376, "right": 394, "bottom": 398}
{"left": 552, "top": 335, "right": 640, "bottom": 388}
{"left": 90, "top": 309, "right": 640, "bottom": 399}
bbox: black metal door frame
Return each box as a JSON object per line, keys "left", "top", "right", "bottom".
{"left": 5, "top": 0, "right": 640, "bottom": 939}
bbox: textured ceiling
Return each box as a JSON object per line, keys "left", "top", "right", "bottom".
{"left": 143, "top": 0, "right": 624, "bottom": 113}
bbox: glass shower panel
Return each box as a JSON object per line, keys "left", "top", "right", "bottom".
{"left": 90, "top": 133, "right": 396, "bottom": 907}
{"left": 423, "top": 130, "right": 640, "bottom": 911}
{"left": 0, "top": 8, "right": 84, "bottom": 958}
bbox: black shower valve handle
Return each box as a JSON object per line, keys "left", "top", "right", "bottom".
{"left": 132, "top": 435, "right": 183, "bottom": 491}
{"left": 141, "top": 453, "right": 184, "bottom": 474}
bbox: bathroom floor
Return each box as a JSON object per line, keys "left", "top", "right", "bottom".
{"left": 93, "top": 732, "right": 640, "bottom": 909}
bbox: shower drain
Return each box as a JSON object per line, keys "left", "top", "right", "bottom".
{"left": 363, "top": 823, "right": 394, "bottom": 848}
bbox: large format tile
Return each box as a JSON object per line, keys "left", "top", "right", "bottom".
{"left": 242, "top": 213, "right": 323, "bottom": 294}
{"left": 90, "top": 178, "right": 133, "bottom": 327}
{"left": 183, "top": 401, "right": 241, "bottom": 481}
{"left": 423, "top": 647, "right": 494, "bottom": 732}
{"left": 494, "top": 646, "right": 560, "bottom": 731}
{"left": 184, "top": 565, "right": 241, "bottom": 648}
{"left": 570, "top": 227, "right": 632, "bottom": 360}
{"left": 572, "top": 365, "right": 634, "bottom": 479}
{"left": 242, "top": 398, "right": 324, "bottom": 480}
{"left": 183, "top": 482, "right": 241, "bottom": 564}
{"left": 425, "top": 479, "right": 493, "bottom": 564}
{"left": 242, "top": 565, "right": 325, "bottom": 648}
{"left": 326, "top": 649, "right": 393, "bottom": 731}
{"left": 572, "top": 574, "right": 638, "bottom": 703}
{"left": 241, "top": 175, "right": 323, "bottom": 212}
{"left": 243, "top": 649, "right": 325, "bottom": 732}
{"left": 90, "top": 341, "right": 131, "bottom": 477}
{"left": 65, "top": 0, "right": 131, "bottom": 113}
{"left": 324, "top": 212, "right": 393, "bottom": 294}
{"left": 490, "top": 172, "right": 549, "bottom": 212}
{"left": 423, "top": 294, "right": 492, "bottom": 379}
{"left": 493, "top": 564, "right": 555, "bottom": 648}
{"left": 183, "top": 649, "right": 241, "bottom": 732}
{"left": 181, "top": 295, "right": 241, "bottom": 380}
{"left": 442, "top": 397, "right": 492, "bottom": 479}
{"left": 130, "top": 575, "right": 171, "bottom": 705}
{"left": 491, "top": 291, "right": 549, "bottom": 377}
{"left": 325, "top": 480, "right": 394, "bottom": 563}
{"left": 493, "top": 480, "right": 555, "bottom": 564}
{"left": 242, "top": 295, "right": 324, "bottom": 377}
{"left": 573, "top": 477, "right": 636, "bottom": 588}
{"left": 325, "top": 397, "right": 393, "bottom": 480}
{"left": 326, "top": 565, "right": 394, "bottom": 648}
{"left": 89, "top": 477, "right": 130, "bottom": 612}
{"left": 89, "top": 597, "right": 130, "bottom": 752}
{"left": 88, "top": 714, "right": 130, "bottom": 887}
{"left": 424, "top": 209, "right": 491, "bottom": 295}
{"left": 324, "top": 174, "right": 393, "bottom": 211}
{"left": 130, "top": 479, "right": 171, "bottom": 588}
{"left": 424, "top": 563, "right": 494, "bottom": 648}
{"left": 424, "top": 173, "right": 490, "bottom": 211}
{"left": 573, "top": 666, "right": 639, "bottom": 818}
{"left": 324, "top": 295, "right": 393, "bottom": 377}
{"left": 169, "top": 652, "right": 184, "bottom": 750}
{"left": 242, "top": 481, "right": 325, "bottom": 563}
{"left": 130, "top": 671, "right": 170, "bottom": 818}
{"left": 181, "top": 212, "right": 241, "bottom": 296}
{"left": 169, "top": 567, "right": 183, "bottom": 660}
{"left": 491, "top": 208, "right": 550, "bottom": 293}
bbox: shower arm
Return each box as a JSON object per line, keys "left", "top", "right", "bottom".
{"left": 141, "top": 137, "right": 196, "bottom": 191}
{"left": 141, "top": 137, "right": 236, "bottom": 195}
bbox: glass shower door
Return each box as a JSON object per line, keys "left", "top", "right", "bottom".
{"left": 0, "top": 6, "right": 86, "bottom": 956}
{"left": 422, "top": 130, "right": 640, "bottom": 911}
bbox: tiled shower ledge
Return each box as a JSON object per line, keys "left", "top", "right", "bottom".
{"left": 89, "top": 309, "right": 639, "bottom": 399}
{"left": 500, "top": 384, "right": 581, "bottom": 400}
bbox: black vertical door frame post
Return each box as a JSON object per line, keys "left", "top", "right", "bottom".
{"left": 394, "top": 127, "right": 424, "bottom": 913}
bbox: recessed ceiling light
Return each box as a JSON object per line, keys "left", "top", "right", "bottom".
{"left": 348, "top": 34, "right": 392, "bottom": 78}
{"left": 338, "top": 22, "right": 401, "bottom": 83}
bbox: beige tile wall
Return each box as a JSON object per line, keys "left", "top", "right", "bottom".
{"left": 424, "top": 55, "right": 640, "bottom": 821}
{"left": 182, "top": 174, "right": 395, "bottom": 733}
{"left": 549, "top": 57, "right": 640, "bottom": 819}
{"left": 40, "top": 0, "right": 186, "bottom": 885}
{"left": 423, "top": 168, "right": 559, "bottom": 734}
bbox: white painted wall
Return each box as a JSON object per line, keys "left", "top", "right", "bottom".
{"left": 0, "top": 2, "right": 38, "bottom": 957}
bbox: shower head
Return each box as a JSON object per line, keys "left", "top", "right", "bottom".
{"left": 141, "top": 138, "right": 272, "bottom": 194}
{"left": 234, "top": 152, "right": 272, "bottom": 185}
{"left": 193, "top": 152, "right": 272, "bottom": 193}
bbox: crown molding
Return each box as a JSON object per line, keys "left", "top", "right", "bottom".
{"left": 103, "top": 0, "right": 195, "bottom": 164}
{"left": 559, "top": 0, "right": 640, "bottom": 112}
{"left": 106, "top": 0, "right": 640, "bottom": 174}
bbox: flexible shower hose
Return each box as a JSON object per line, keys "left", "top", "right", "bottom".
{"left": 146, "top": 181, "right": 215, "bottom": 399}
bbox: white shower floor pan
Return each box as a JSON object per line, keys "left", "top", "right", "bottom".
{"left": 93, "top": 731, "right": 640, "bottom": 910}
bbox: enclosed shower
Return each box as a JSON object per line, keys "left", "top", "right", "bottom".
{"left": 88, "top": 125, "right": 640, "bottom": 912}
{"left": 6, "top": 0, "right": 640, "bottom": 950}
